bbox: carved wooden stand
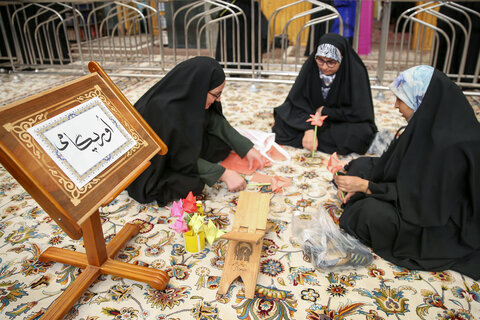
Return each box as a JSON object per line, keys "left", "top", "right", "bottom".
{"left": 39, "top": 213, "right": 168, "bottom": 319}
{"left": 0, "top": 61, "right": 170, "bottom": 319}
{"left": 218, "top": 191, "right": 270, "bottom": 299}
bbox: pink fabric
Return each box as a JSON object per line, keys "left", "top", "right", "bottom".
{"left": 358, "top": 0, "right": 373, "bottom": 55}
{"left": 250, "top": 172, "right": 292, "bottom": 193}
{"left": 220, "top": 152, "right": 271, "bottom": 175}
{"left": 265, "top": 145, "right": 288, "bottom": 161}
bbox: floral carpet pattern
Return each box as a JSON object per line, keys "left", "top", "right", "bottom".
{"left": 0, "top": 71, "right": 480, "bottom": 320}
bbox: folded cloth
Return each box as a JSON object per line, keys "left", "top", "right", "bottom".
{"left": 250, "top": 172, "right": 292, "bottom": 193}
{"left": 220, "top": 152, "right": 271, "bottom": 175}
{"left": 236, "top": 128, "right": 290, "bottom": 162}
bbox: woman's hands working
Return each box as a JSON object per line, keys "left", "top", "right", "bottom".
{"left": 334, "top": 175, "right": 371, "bottom": 203}
{"left": 303, "top": 107, "right": 324, "bottom": 152}
{"left": 245, "top": 148, "right": 265, "bottom": 171}
{"left": 220, "top": 169, "right": 246, "bottom": 192}
{"left": 302, "top": 129, "right": 318, "bottom": 152}
{"left": 220, "top": 148, "right": 266, "bottom": 193}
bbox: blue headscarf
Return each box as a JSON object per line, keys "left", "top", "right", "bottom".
{"left": 389, "top": 65, "right": 434, "bottom": 112}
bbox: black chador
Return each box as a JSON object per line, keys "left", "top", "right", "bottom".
{"left": 273, "top": 33, "right": 377, "bottom": 155}
{"left": 127, "top": 57, "right": 236, "bottom": 206}
{"left": 340, "top": 70, "right": 480, "bottom": 280}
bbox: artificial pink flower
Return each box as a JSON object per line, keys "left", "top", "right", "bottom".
{"left": 327, "top": 152, "right": 347, "bottom": 174}
{"left": 271, "top": 176, "right": 291, "bottom": 193}
{"left": 166, "top": 199, "right": 183, "bottom": 217}
{"left": 169, "top": 217, "right": 188, "bottom": 233}
{"left": 306, "top": 112, "right": 328, "bottom": 127}
{"left": 183, "top": 191, "right": 197, "bottom": 213}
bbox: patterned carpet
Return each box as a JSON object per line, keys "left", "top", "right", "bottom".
{"left": 0, "top": 70, "right": 479, "bottom": 320}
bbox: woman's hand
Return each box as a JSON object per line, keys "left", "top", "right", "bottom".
{"left": 220, "top": 169, "right": 246, "bottom": 192}
{"left": 334, "top": 175, "right": 370, "bottom": 194}
{"left": 302, "top": 129, "right": 318, "bottom": 152}
{"left": 337, "top": 190, "right": 355, "bottom": 204}
{"left": 245, "top": 148, "right": 265, "bottom": 170}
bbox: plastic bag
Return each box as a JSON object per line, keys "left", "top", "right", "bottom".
{"left": 290, "top": 211, "right": 315, "bottom": 246}
{"left": 299, "top": 207, "right": 373, "bottom": 271}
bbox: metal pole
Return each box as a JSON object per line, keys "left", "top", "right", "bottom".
{"left": 248, "top": 0, "right": 258, "bottom": 92}
{"left": 375, "top": 0, "right": 391, "bottom": 100}
{"left": 352, "top": 0, "right": 362, "bottom": 52}
{"left": 0, "top": 5, "right": 16, "bottom": 72}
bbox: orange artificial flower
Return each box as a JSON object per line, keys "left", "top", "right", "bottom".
{"left": 327, "top": 152, "right": 347, "bottom": 174}
{"left": 183, "top": 191, "right": 197, "bottom": 213}
{"left": 306, "top": 112, "right": 328, "bottom": 127}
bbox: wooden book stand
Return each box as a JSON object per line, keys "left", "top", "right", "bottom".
{"left": 0, "top": 62, "right": 169, "bottom": 319}
{"left": 218, "top": 191, "right": 271, "bottom": 299}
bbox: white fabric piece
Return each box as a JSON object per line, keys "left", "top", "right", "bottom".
{"left": 236, "top": 128, "right": 291, "bottom": 163}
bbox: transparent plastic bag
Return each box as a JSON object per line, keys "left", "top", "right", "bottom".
{"left": 300, "top": 207, "right": 373, "bottom": 271}
{"left": 290, "top": 211, "right": 315, "bottom": 246}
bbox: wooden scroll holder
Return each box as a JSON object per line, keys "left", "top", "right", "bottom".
{"left": 217, "top": 191, "right": 271, "bottom": 299}
{"left": 0, "top": 61, "right": 169, "bottom": 319}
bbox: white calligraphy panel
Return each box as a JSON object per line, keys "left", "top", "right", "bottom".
{"left": 28, "top": 97, "right": 136, "bottom": 189}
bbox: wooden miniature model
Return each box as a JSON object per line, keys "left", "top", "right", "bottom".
{"left": 0, "top": 61, "right": 169, "bottom": 319}
{"left": 218, "top": 191, "right": 271, "bottom": 299}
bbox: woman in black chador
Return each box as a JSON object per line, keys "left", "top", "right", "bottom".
{"left": 215, "top": 0, "right": 267, "bottom": 69}
{"left": 127, "top": 57, "right": 264, "bottom": 206}
{"left": 272, "top": 33, "right": 377, "bottom": 155}
{"left": 334, "top": 65, "right": 480, "bottom": 280}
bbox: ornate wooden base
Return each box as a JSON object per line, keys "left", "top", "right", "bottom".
{"left": 38, "top": 213, "right": 169, "bottom": 319}
{"left": 217, "top": 192, "right": 270, "bottom": 299}
{"left": 217, "top": 228, "right": 264, "bottom": 298}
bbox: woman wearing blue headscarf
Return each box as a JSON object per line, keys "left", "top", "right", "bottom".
{"left": 334, "top": 65, "right": 480, "bottom": 280}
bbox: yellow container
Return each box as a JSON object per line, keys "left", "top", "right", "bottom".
{"left": 184, "top": 230, "right": 205, "bottom": 253}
